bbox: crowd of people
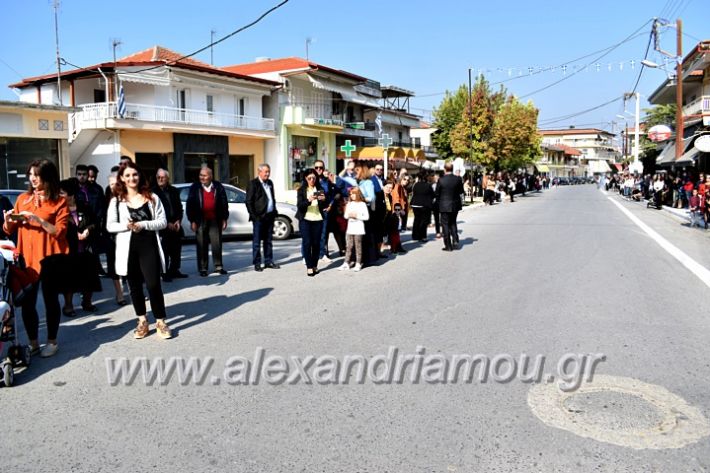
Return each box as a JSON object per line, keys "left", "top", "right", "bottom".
{"left": 0, "top": 157, "right": 470, "bottom": 354}
{"left": 608, "top": 170, "right": 710, "bottom": 228}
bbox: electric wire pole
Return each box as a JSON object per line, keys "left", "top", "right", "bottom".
{"left": 53, "top": 0, "right": 62, "bottom": 105}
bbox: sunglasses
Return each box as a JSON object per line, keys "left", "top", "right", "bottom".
{"left": 314, "top": 166, "right": 324, "bottom": 170}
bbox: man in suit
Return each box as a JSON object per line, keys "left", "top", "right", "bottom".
{"left": 435, "top": 162, "right": 464, "bottom": 251}
{"left": 370, "top": 163, "right": 387, "bottom": 257}
{"left": 246, "top": 164, "right": 280, "bottom": 272}
{"left": 153, "top": 169, "right": 187, "bottom": 281}
{"left": 186, "top": 166, "right": 229, "bottom": 276}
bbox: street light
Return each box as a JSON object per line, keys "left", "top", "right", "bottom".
{"left": 623, "top": 92, "right": 642, "bottom": 175}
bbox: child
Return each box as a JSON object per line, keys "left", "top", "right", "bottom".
{"left": 339, "top": 187, "right": 369, "bottom": 272}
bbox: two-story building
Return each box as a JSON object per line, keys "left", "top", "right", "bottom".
{"left": 539, "top": 128, "right": 618, "bottom": 175}
{"left": 0, "top": 100, "right": 73, "bottom": 189}
{"left": 10, "top": 46, "right": 279, "bottom": 187}
{"left": 648, "top": 40, "right": 710, "bottom": 171}
{"left": 223, "top": 57, "right": 380, "bottom": 197}
{"left": 536, "top": 144, "right": 583, "bottom": 178}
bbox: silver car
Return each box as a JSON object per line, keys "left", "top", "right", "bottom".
{"left": 175, "top": 183, "right": 297, "bottom": 240}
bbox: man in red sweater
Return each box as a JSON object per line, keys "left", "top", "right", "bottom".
{"left": 186, "top": 166, "right": 229, "bottom": 276}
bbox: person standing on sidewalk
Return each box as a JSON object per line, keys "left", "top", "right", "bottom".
{"left": 313, "top": 160, "right": 335, "bottom": 263}
{"left": 246, "top": 164, "right": 280, "bottom": 273}
{"left": 153, "top": 169, "right": 187, "bottom": 281}
{"left": 436, "top": 162, "right": 464, "bottom": 252}
{"left": 296, "top": 169, "right": 327, "bottom": 276}
{"left": 186, "top": 166, "right": 229, "bottom": 277}
{"left": 107, "top": 161, "right": 171, "bottom": 339}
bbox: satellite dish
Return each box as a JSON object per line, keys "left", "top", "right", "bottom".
{"left": 647, "top": 124, "right": 672, "bottom": 142}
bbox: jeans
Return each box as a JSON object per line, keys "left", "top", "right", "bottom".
{"left": 300, "top": 219, "right": 323, "bottom": 269}
{"left": 252, "top": 212, "right": 275, "bottom": 266}
{"left": 319, "top": 209, "right": 329, "bottom": 258}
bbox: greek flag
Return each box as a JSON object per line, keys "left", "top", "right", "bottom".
{"left": 117, "top": 84, "right": 126, "bottom": 118}
{"left": 375, "top": 112, "right": 382, "bottom": 137}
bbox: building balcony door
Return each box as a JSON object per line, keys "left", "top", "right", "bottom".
{"left": 184, "top": 153, "right": 217, "bottom": 184}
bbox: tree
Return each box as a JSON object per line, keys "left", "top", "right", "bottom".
{"left": 448, "top": 76, "right": 506, "bottom": 167}
{"left": 639, "top": 104, "right": 676, "bottom": 156}
{"left": 489, "top": 97, "right": 541, "bottom": 171}
{"left": 431, "top": 85, "right": 468, "bottom": 160}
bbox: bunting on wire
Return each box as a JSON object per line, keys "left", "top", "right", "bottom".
{"left": 471, "top": 57, "right": 665, "bottom": 78}
{"left": 117, "top": 84, "right": 126, "bottom": 118}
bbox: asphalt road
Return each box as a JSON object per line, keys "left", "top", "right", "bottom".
{"left": 3, "top": 184, "right": 710, "bottom": 472}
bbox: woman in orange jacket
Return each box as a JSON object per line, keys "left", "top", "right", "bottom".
{"left": 3, "top": 159, "right": 69, "bottom": 358}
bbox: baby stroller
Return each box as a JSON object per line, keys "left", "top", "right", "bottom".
{"left": 0, "top": 245, "right": 32, "bottom": 387}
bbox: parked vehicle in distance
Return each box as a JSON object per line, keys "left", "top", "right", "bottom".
{"left": 557, "top": 178, "right": 569, "bottom": 185}
{"left": 174, "top": 183, "right": 297, "bottom": 240}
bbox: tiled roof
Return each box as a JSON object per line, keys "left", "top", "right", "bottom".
{"left": 222, "top": 57, "right": 367, "bottom": 82}
{"left": 539, "top": 128, "right": 612, "bottom": 136}
{"left": 10, "top": 46, "right": 278, "bottom": 88}
{"left": 557, "top": 144, "right": 582, "bottom": 156}
{"left": 117, "top": 45, "right": 213, "bottom": 68}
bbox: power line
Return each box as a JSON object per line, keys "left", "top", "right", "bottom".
{"left": 629, "top": 27, "right": 654, "bottom": 95}
{"left": 538, "top": 97, "right": 622, "bottom": 125}
{"left": 519, "top": 19, "right": 653, "bottom": 99}
{"left": 59, "top": 1, "right": 290, "bottom": 77}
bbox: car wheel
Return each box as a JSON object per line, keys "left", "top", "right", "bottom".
{"left": 272, "top": 216, "right": 292, "bottom": 240}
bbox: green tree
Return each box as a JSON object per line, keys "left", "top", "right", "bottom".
{"left": 639, "top": 104, "right": 676, "bottom": 156}
{"left": 489, "top": 97, "right": 541, "bottom": 171}
{"left": 431, "top": 84, "right": 468, "bottom": 159}
{"left": 449, "top": 76, "right": 506, "bottom": 166}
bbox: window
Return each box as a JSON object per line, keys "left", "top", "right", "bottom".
{"left": 206, "top": 95, "right": 214, "bottom": 113}
{"left": 93, "top": 89, "right": 105, "bottom": 103}
{"left": 238, "top": 97, "right": 248, "bottom": 116}
{"left": 289, "top": 135, "right": 318, "bottom": 189}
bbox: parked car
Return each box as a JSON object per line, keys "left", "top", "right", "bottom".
{"left": 175, "top": 183, "right": 297, "bottom": 240}
{"left": 0, "top": 190, "right": 24, "bottom": 206}
{"left": 557, "top": 178, "right": 569, "bottom": 186}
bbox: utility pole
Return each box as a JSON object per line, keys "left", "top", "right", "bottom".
{"left": 210, "top": 30, "right": 216, "bottom": 65}
{"left": 53, "top": 0, "right": 62, "bottom": 105}
{"left": 306, "top": 37, "right": 312, "bottom": 61}
{"left": 112, "top": 39, "right": 122, "bottom": 102}
{"left": 674, "top": 18, "right": 683, "bottom": 160}
{"left": 468, "top": 68, "right": 474, "bottom": 179}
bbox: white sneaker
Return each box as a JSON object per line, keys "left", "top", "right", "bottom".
{"left": 338, "top": 263, "right": 349, "bottom": 271}
{"left": 320, "top": 255, "right": 332, "bottom": 263}
{"left": 40, "top": 343, "right": 59, "bottom": 358}
{"left": 352, "top": 263, "right": 362, "bottom": 272}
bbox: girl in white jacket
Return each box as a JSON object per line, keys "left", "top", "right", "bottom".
{"left": 107, "top": 162, "right": 171, "bottom": 339}
{"left": 339, "top": 187, "right": 369, "bottom": 272}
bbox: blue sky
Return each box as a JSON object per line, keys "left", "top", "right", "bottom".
{"left": 0, "top": 0, "right": 705, "bottom": 132}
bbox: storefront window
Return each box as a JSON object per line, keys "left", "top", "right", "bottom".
{"left": 289, "top": 135, "right": 318, "bottom": 188}
{"left": 0, "top": 138, "right": 59, "bottom": 189}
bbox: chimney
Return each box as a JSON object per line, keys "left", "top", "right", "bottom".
{"left": 255, "top": 57, "right": 271, "bottom": 63}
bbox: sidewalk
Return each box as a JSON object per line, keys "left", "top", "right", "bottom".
{"left": 611, "top": 190, "right": 706, "bottom": 228}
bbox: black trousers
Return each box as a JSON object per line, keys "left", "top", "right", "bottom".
{"left": 160, "top": 229, "right": 183, "bottom": 275}
{"left": 412, "top": 207, "right": 431, "bottom": 241}
{"left": 432, "top": 208, "right": 441, "bottom": 234}
{"left": 299, "top": 219, "right": 323, "bottom": 269}
{"left": 252, "top": 212, "right": 275, "bottom": 266}
{"left": 20, "top": 281, "right": 61, "bottom": 342}
{"left": 196, "top": 219, "right": 223, "bottom": 272}
{"left": 440, "top": 211, "right": 459, "bottom": 249}
{"left": 127, "top": 232, "right": 166, "bottom": 320}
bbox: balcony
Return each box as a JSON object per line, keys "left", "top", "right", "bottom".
{"left": 363, "top": 138, "right": 421, "bottom": 148}
{"left": 283, "top": 102, "right": 343, "bottom": 129}
{"left": 69, "top": 102, "right": 275, "bottom": 141}
{"left": 683, "top": 95, "right": 710, "bottom": 120}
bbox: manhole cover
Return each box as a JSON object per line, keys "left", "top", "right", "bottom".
{"left": 528, "top": 375, "right": 710, "bottom": 449}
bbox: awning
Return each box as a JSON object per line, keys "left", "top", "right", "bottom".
{"left": 307, "top": 74, "right": 380, "bottom": 108}
{"left": 677, "top": 147, "right": 701, "bottom": 165}
{"left": 404, "top": 148, "right": 425, "bottom": 160}
{"left": 352, "top": 146, "right": 404, "bottom": 160}
{"left": 612, "top": 163, "right": 623, "bottom": 171}
{"left": 587, "top": 160, "right": 611, "bottom": 173}
{"left": 657, "top": 137, "right": 694, "bottom": 165}
{"left": 535, "top": 164, "right": 550, "bottom": 172}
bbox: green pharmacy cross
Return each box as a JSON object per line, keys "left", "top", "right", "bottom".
{"left": 340, "top": 140, "right": 357, "bottom": 158}
{"left": 378, "top": 133, "right": 393, "bottom": 149}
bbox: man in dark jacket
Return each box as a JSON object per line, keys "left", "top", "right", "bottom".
{"left": 435, "top": 163, "right": 464, "bottom": 251}
{"left": 246, "top": 164, "right": 280, "bottom": 272}
{"left": 186, "top": 166, "right": 229, "bottom": 276}
{"left": 153, "top": 169, "right": 187, "bottom": 281}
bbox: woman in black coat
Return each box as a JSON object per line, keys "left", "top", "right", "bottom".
{"left": 410, "top": 173, "right": 435, "bottom": 242}
{"left": 295, "top": 169, "right": 327, "bottom": 276}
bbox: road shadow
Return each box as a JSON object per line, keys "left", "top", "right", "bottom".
{"left": 166, "top": 288, "right": 273, "bottom": 336}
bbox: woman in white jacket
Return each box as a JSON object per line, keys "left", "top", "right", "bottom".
{"left": 107, "top": 161, "right": 171, "bottom": 339}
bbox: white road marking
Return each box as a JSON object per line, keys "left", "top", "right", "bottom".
{"left": 607, "top": 196, "right": 710, "bottom": 289}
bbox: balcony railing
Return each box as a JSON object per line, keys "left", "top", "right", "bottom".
{"left": 72, "top": 102, "right": 275, "bottom": 133}
{"left": 363, "top": 138, "right": 421, "bottom": 148}
{"left": 683, "top": 95, "right": 710, "bottom": 117}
